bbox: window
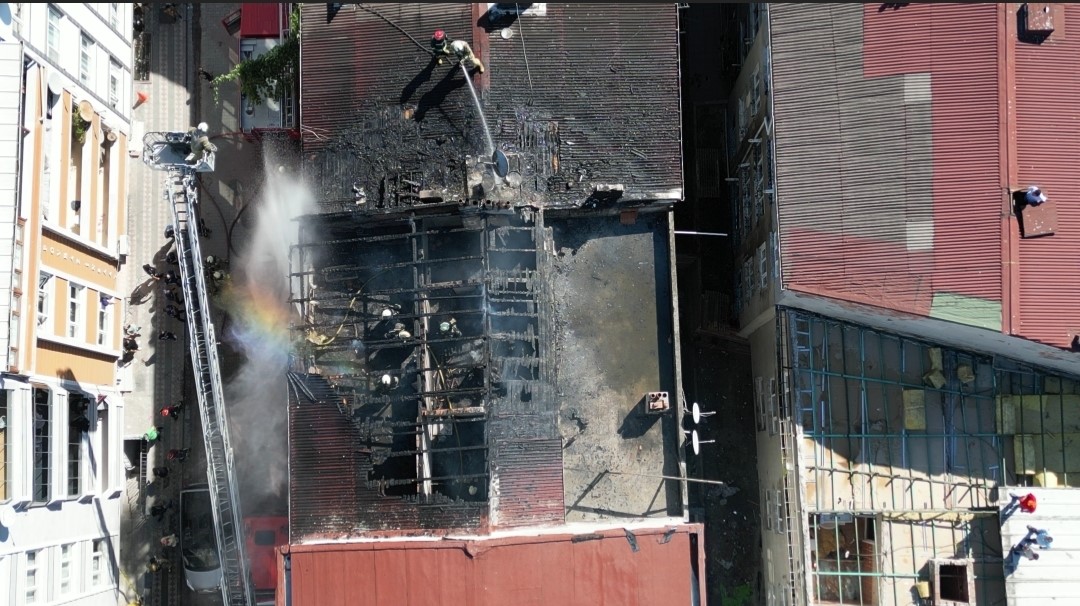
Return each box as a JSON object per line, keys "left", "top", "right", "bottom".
{"left": 109, "top": 3, "right": 120, "bottom": 29}
{"left": 754, "top": 376, "right": 766, "bottom": 432}
{"left": 79, "top": 33, "right": 93, "bottom": 85}
{"left": 37, "top": 273, "right": 53, "bottom": 333}
{"left": 754, "top": 146, "right": 765, "bottom": 220}
{"left": 68, "top": 395, "right": 87, "bottom": 496}
{"left": 97, "top": 295, "right": 112, "bottom": 347}
{"left": 750, "top": 67, "right": 760, "bottom": 117}
{"left": 59, "top": 543, "right": 73, "bottom": 594}
{"left": 108, "top": 59, "right": 121, "bottom": 108}
{"left": 32, "top": 388, "right": 51, "bottom": 503}
{"left": 68, "top": 283, "right": 84, "bottom": 340}
{"left": 758, "top": 242, "right": 768, "bottom": 290}
{"left": 739, "top": 166, "right": 752, "bottom": 238}
{"left": 90, "top": 538, "right": 106, "bottom": 586}
{"left": 26, "top": 549, "right": 40, "bottom": 603}
{"left": 9, "top": 293, "right": 20, "bottom": 361}
{"left": 47, "top": 6, "right": 61, "bottom": 63}
{"left": 742, "top": 258, "right": 753, "bottom": 307}
{"left": 0, "top": 391, "right": 8, "bottom": 501}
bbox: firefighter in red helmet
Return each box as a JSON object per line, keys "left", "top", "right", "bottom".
{"left": 431, "top": 29, "right": 451, "bottom": 63}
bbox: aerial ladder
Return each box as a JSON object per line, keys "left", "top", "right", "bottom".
{"left": 142, "top": 129, "right": 254, "bottom": 606}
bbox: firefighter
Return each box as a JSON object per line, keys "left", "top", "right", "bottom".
{"left": 185, "top": 122, "right": 217, "bottom": 164}
{"left": 450, "top": 39, "right": 485, "bottom": 73}
{"left": 431, "top": 29, "right": 452, "bottom": 63}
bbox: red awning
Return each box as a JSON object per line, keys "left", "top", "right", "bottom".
{"left": 239, "top": 3, "right": 284, "bottom": 38}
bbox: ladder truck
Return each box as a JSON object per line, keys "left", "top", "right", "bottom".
{"left": 142, "top": 129, "right": 254, "bottom": 606}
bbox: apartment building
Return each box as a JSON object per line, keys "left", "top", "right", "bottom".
{"left": 0, "top": 3, "right": 133, "bottom": 604}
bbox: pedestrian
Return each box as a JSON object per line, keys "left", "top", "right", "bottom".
{"left": 144, "top": 426, "right": 163, "bottom": 443}
{"left": 160, "top": 533, "right": 179, "bottom": 548}
{"left": 123, "top": 336, "right": 140, "bottom": 353}
{"left": 158, "top": 330, "right": 178, "bottom": 341}
{"left": 198, "top": 217, "right": 212, "bottom": 238}
{"left": 150, "top": 501, "right": 172, "bottom": 522}
{"left": 162, "top": 271, "right": 180, "bottom": 286}
{"left": 148, "top": 555, "right": 173, "bottom": 573}
{"left": 164, "top": 224, "right": 175, "bottom": 240}
{"left": 162, "top": 4, "right": 182, "bottom": 21}
{"left": 198, "top": 67, "right": 214, "bottom": 82}
{"left": 160, "top": 402, "right": 183, "bottom": 420}
{"left": 165, "top": 289, "right": 184, "bottom": 305}
{"left": 166, "top": 448, "right": 190, "bottom": 462}
{"left": 165, "top": 304, "right": 187, "bottom": 322}
{"left": 166, "top": 250, "right": 178, "bottom": 266}
{"left": 143, "top": 263, "right": 162, "bottom": 280}
{"left": 152, "top": 466, "right": 170, "bottom": 478}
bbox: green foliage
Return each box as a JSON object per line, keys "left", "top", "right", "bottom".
{"left": 211, "top": 6, "right": 300, "bottom": 106}
{"left": 71, "top": 104, "right": 90, "bottom": 146}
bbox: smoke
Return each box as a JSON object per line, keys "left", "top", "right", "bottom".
{"left": 222, "top": 157, "right": 313, "bottom": 516}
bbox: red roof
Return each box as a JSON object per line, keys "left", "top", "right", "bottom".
{"left": 772, "top": 4, "right": 1080, "bottom": 348}
{"left": 240, "top": 3, "right": 285, "bottom": 38}
{"left": 278, "top": 525, "right": 706, "bottom": 606}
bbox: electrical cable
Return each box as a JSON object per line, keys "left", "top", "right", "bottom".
{"left": 355, "top": 4, "right": 435, "bottom": 56}
{"left": 516, "top": 4, "right": 535, "bottom": 100}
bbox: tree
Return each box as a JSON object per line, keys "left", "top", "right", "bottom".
{"left": 211, "top": 7, "right": 300, "bottom": 106}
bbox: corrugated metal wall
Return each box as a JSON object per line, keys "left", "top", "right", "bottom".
{"left": 1013, "top": 5, "right": 1080, "bottom": 348}
{"left": 771, "top": 4, "right": 1003, "bottom": 321}
{"left": 491, "top": 439, "right": 564, "bottom": 528}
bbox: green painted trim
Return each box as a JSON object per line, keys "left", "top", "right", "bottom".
{"left": 930, "top": 292, "right": 1002, "bottom": 331}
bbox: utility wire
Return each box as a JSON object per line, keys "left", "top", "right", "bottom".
{"left": 355, "top": 4, "right": 435, "bottom": 56}
{"left": 516, "top": 4, "right": 535, "bottom": 99}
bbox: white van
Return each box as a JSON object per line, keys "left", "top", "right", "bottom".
{"left": 180, "top": 483, "right": 223, "bottom": 593}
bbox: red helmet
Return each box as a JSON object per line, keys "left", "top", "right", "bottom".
{"left": 433, "top": 29, "right": 446, "bottom": 41}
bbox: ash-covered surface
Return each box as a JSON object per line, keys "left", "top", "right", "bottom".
{"left": 300, "top": 3, "right": 683, "bottom": 211}
{"left": 287, "top": 204, "right": 685, "bottom": 535}
{"left": 549, "top": 211, "right": 682, "bottom": 521}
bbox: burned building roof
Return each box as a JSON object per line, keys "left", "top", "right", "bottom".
{"left": 299, "top": 3, "right": 683, "bottom": 211}
{"left": 287, "top": 205, "right": 686, "bottom": 542}
{"left": 288, "top": 2, "right": 687, "bottom": 544}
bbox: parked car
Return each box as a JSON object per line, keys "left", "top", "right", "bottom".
{"left": 180, "top": 483, "right": 223, "bottom": 593}
{"left": 245, "top": 515, "right": 288, "bottom": 605}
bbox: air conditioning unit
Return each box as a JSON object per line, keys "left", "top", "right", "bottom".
{"left": 117, "top": 234, "right": 130, "bottom": 257}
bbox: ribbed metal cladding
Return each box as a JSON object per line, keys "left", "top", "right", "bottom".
{"left": 772, "top": 4, "right": 1002, "bottom": 316}
{"left": 491, "top": 439, "right": 564, "bottom": 528}
{"left": 288, "top": 374, "right": 365, "bottom": 540}
{"left": 1014, "top": 6, "right": 1080, "bottom": 348}
{"left": 288, "top": 374, "right": 485, "bottom": 541}
{"left": 484, "top": 3, "right": 683, "bottom": 202}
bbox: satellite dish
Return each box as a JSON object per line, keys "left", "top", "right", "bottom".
{"left": 0, "top": 504, "right": 14, "bottom": 527}
{"left": 47, "top": 71, "right": 64, "bottom": 96}
{"left": 78, "top": 100, "right": 95, "bottom": 122}
{"left": 492, "top": 150, "right": 509, "bottom": 178}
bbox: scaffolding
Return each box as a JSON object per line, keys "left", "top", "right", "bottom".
{"left": 775, "top": 308, "right": 1080, "bottom": 606}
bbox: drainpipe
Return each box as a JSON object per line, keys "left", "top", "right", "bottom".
{"left": 5, "top": 51, "right": 30, "bottom": 371}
